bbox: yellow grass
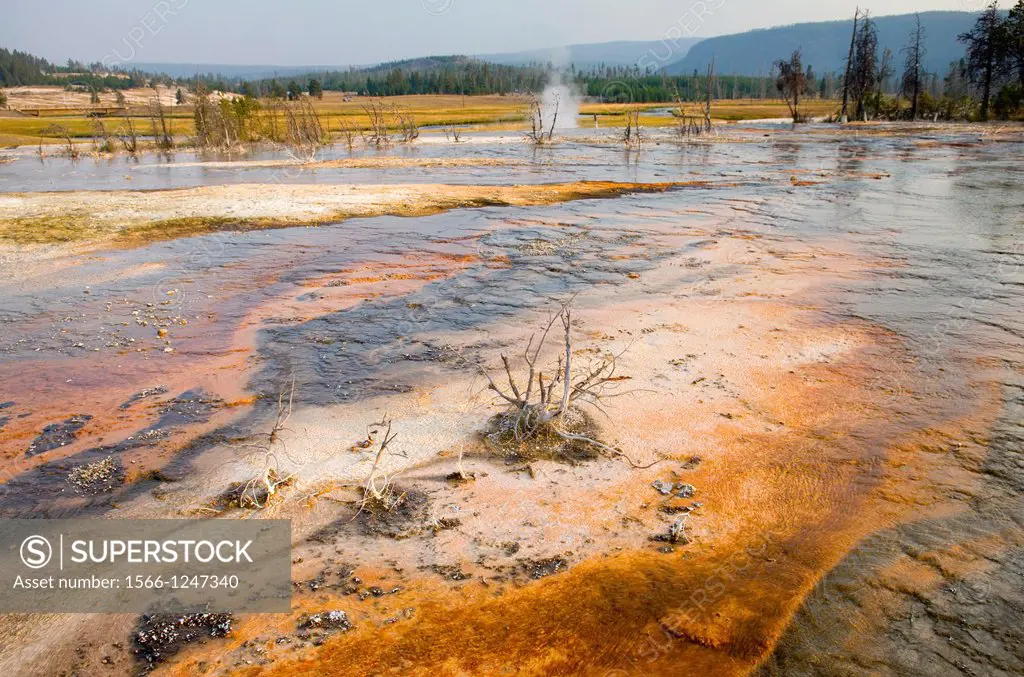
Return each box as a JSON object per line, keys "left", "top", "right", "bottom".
{"left": 0, "top": 88, "right": 842, "bottom": 145}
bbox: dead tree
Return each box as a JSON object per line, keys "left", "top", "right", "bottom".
{"left": 703, "top": 58, "right": 716, "bottom": 133}
{"left": 231, "top": 379, "right": 296, "bottom": 508}
{"left": 282, "top": 98, "right": 325, "bottom": 161}
{"left": 118, "top": 110, "right": 139, "bottom": 154}
{"left": 42, "top": 124, "right": 79, "bottom": 159}
{"left": 775, "top": 50, "right": 809, "bottom": 122}
{"left": 475, "top": 300, "right": 653, "bottom": 467}
{"left": 623, "top": 105, "right": 642, "bottom": 148}
{"left": 362, "top": 99, "right": 393, "bottom": 147}
{"left": 444, "top": 123, "right": 462, "bottom": 142}
{"left": 338, "top": 119, "right": 358, "bottom": 150}
{"left": 526, "top": 93, "right": 558, "bottom": 145}
{"left": 673, "top": 92, "right": 711, "bottom": 139}
{"left": 393, "top": 104, "right": 420, "bottom": 143}
{"left": 149, "top": 99, "right": 174, "bottom": 150}
{"left": 840, "top": 8, "right": 860, "bottom": 123}
{"left": 91, "top": 119, "right": 115, "bottom": 153}
{"left": 358, "top": 417, "right": 406, "bottom": 513}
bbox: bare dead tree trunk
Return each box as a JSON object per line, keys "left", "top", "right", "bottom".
{"left": 841, "top": 7, "right": 860, "bottom": 123}
{"left": 703, "top": 58, "right": 716, "bottom": 133}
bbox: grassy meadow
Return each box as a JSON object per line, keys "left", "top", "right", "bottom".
{"left": 0, "top": 88, "right": 842, "bottom": 147}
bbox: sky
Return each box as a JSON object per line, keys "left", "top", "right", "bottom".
{"left": 0, "top": 0, "right": 1014, "bottom": 67}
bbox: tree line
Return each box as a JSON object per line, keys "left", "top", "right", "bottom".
{"left": 3, "top": 3, "right": 1023, "bottom": 122}
{"left": 775, "top": 2, "right": 1023, "bottom": 122}
{"left": 0, "top": 48, "right": 174, "bottom": 93}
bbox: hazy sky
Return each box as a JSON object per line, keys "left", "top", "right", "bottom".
{"left": 1, "top": 0, "right": 1013, "bottom": 66}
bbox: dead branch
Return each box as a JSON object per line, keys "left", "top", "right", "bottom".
{"left": 118, "top": 110, "right": 139, "bottom": 154}
{"left": 394, "top": 105, "right": 419, "bottom": 143}
{"left": 355, "top": 416, "right": 407, "bottom": 515}
{"left": 525, "top": 93, "right": 558, "bottom": 145}
{"left": 282, "top": 97, "right": 325, "bottom": 160}
{"left": 149, "top": 98, "right": 174, "bottom": 151}
{"left": 41, "top": 124, "right": 79, "bottom": 159}
{"left": 362, "top": 98, "right": 393, "bottom": 148}
{"left": 444, "top": 123, "right": 462, "bottom": 143}
{"left": 623, "top": 105, "right": 642, "bottom": 149}
{"left": 475, "top": 299, "right": 653, "bottom": 467}
{"left": 230, "top": 378, "right": 296, "bottom": 508}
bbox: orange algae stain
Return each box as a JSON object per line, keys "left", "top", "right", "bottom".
{"left": 184, "top": 313, "right": 1008, "bottom": 677}
{"left": 0, "top": 249, "right": 483, "bottom": 491}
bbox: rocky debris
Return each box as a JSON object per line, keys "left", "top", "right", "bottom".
{"left": 26, "top": 414, "right": 92, "bottom": 456}
{"left": 427, "top": 564, "right": 472, "bottom": 581}
{"left": 429, "top": 516, "right": 462, "bottom": 533}
{"left": 652, "top": 479, "right": 675, "bottom": 495}
{"left": 675, "top": 483, "right": 696, "bottom": 499}
{"left": 652, "top": 480, "right": 697, "bottom": 499}
{"left": 0, "top": 401, "right": 13, "bottom": 410}
{"left": 681, "top": 455, "right": 702, "bottom": 469}
{"left": 354, "top": 487, "right": 431, "bottom": 539}
{"left": 67, "top": 456, "right": 124, "bottom": 494}
{"left": 524, "top": 556, "right": 568, "bottom": 579}
{"left": 298, "top": 610, "right": 351, "bottom": 632}
{"left": 119, "top": 386, "right": 169, "bottom": 410}
{"left": 0, "top": 416, "right": 8, "bottom": 431}
{"left": 133, "top": 613, "right": 232, "bottom": 668}
{"left": 660, "top": 501, "right": 703, "bottom": 515}
{"left": 653, "top": 518, "right": 690, "bottom": 546}
{"left": 295, "top": 564, "right": 355, "bottom": 593}
{"left": 129, "top": 428, "right": 169, "bottom": 444}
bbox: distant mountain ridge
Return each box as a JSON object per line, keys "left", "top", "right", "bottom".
{"left": 663, "top": 11, "right": 985, "bottom": 77}
{"left": 128, "top": 39, "right": 705, "bottom": 80}
{"left": 477, "top": 39, "right": 703, "bottom": 70}
{"left": 131, "top": 63, "right": 347, "bottom": 80}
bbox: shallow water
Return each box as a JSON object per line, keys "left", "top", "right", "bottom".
{"left": 1, "top": 124, "right": 1002, "bottom": 193}
{"left": 0, "top": 125, "right": 1022, "bottom": 675}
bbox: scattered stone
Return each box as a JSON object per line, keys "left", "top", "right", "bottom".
{"left": 428, "top": 564, "right": 471, "bottom": 581}
{"left": 133, "top": 613, "right": 232, "bottom": 668}
{"left": 67, "top": 456, "right": 124, "bottom": 494}
{"left": 298, "top": 610, "right": 350, "bottom": 632}
{"left": 653, "top": 518, "right": 690, "bottom": 545}
{"left": 524, "top": 556, "right": 568, "bottom": 579}
{"left": 119, "top": 386, "right": 169, "bottom": 409}
{"left": 675, "top": 483, "right": 696, "bottom": 499}
{"left": 653, "top": 480, "right": 696, "bottom": 499}
{"left": 652, "top": 479, "right": 675, "bottom": 495}
{"left": 681, "top": 455, "right": 702, "bottom": 470}
{"left": 26, "top": 414, "right": 92, "bottom": 456}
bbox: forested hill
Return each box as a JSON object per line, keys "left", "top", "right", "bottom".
{"left": 0, "top": 47, "right": 166, "bottom": 89}
{"left": 664, "top": 11, "right": 984, "bottom": 76}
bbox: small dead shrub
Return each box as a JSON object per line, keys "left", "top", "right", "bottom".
{"left": 227, "top": 379, "right": 296, "bottom": 509}
{"left": 474, "top": 300, "right": 652, "bottom": 467}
